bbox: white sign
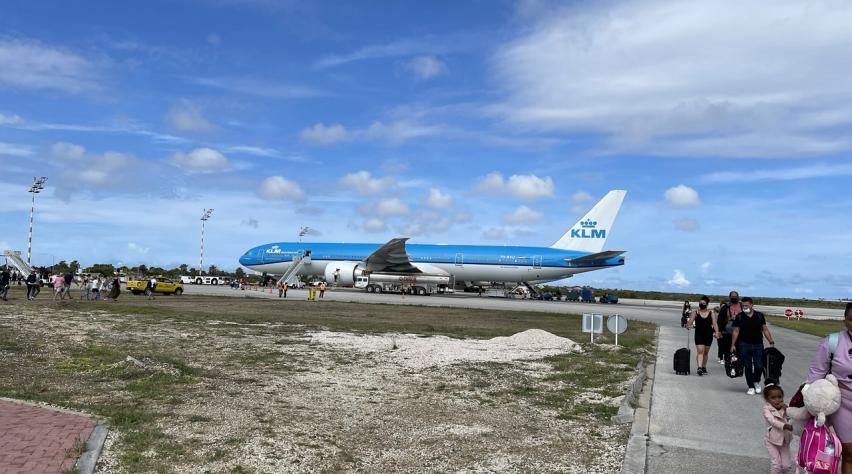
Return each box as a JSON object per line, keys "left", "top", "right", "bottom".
{"left": 582, "top": 313, "right": 604, "bottom": 343}
{"left": 607, "top": 314, "right": 628, "bottom": 346}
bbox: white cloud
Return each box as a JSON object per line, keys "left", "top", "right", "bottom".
{"left": 474, "top": 172, "right": 505, "bottom": 193}
{"left": 506, "top": 174, "right": 555, "bottom": 200}
{"left": 0, "top": 113, "right": 23, "bottom": 125}
{"left": 493, "top": 1, "right": 852, "bottom": 157}
{"left": 794, "top": 287, "right": 814, "bottom": 294}
{"left": 700, "top": 262, "right": 712, "bottom": 274}
{"left": 702, "top": 163, "right": 852, "bottom": 183}
{"left": 166, "top": 100, "right": 217, "bottom": 133}
{"left": 0, "top": 142, "right": 34, "bottom": 157}
{"left": 474, "top": 173, "right": 554, "bottom": 200}
{"left": 50, "top": 142, "right": 85, "bottom": 160}
{"left": 172, "top": 148, "right": 229, "bottom": 172}
{"left": 0, "top": 38, "right": 96, "bottom": 93}
{"left": 258, "top": 176, "right": 305, "bottom": 201}
{"left": 667, "top": 270, "right": 691, "bottom": 288}
{"left": 128, "top": 242, "right": 150, "bottom": 254}
{"left": 339, "top": 171, "right": 395, "bottom": 195}
{"left": 363, "top": 218, "right": 388, "bottom": 233}
{"left": 571, "top": 191, "right": 592, "bottom": 204}
{"left": 482, "top": 227, "right": 508, "bottom": 240}
{"left": 299, "top": 123, "right": 350, "bottom": 144}
{"left": 404, "top": 55, "right": 448, "bottom": 79}
{"left": 188, "top": 76, "right": 320, "bottom": 99}
{"left": 426, "top": 188, "right": 453, "bottom": 209}
{"left": 673, "top": 218, "right": 701, "bottom": 233}
{"left": 373, "top": 197, "right": 410, "bottom": 217}
{"left": 503, "top": 205, "right": 543, "bottom": 225}
{"left": 664, "top": 185, "right": 700, "bottom": 208}
{"left": 362, "top": 120, "right": 447, "bottom": 144}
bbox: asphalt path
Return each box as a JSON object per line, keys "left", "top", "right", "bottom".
{"left": 185, "top": 284, "right": 839, "bottom": 472}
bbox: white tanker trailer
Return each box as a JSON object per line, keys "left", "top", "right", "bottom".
{"left": 354, "top": 272, "right": 451, "bottom": 296}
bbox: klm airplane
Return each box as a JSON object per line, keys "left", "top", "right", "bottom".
{"left": 239, "top": 190, "right": 627, "bottom": 286}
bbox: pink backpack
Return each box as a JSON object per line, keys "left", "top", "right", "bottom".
{"left": 797, "top": 418, "right": 841, "bottom": 474}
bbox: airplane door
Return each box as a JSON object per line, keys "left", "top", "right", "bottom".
{"left": 455, "top": 253, "right": 463, "bottom": 266}
{"left": 533, "top": 255, "right": 542, "bottom": 269}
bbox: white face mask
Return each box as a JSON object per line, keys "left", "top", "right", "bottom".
{"left": 744, "top": 307, "right": 752, "bottom": 313}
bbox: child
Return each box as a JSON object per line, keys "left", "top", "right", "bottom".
{"left": 762, "top": 384, "right": 793, "bottom": 473}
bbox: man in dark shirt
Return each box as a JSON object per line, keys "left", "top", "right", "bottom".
{"left": 0, "top": 268, "right": 10, "bottom": 301}
{"left": 730, "top": 297, "right": 776, "bottom": 395}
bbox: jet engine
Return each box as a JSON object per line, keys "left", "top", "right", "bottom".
{"left": 323, "top": 261, "right": 363, "bottom": 286}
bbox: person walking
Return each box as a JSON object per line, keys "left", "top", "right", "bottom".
{"left": 277, "top": 281, "right": 284, "bottom": 298}
{"left": 686, "top": 295, "right": 721, "bottom": 376}
{"left": 716, "top": 291, "right": 743, "bottom": 365}
{"left": 805, "top": 302, "right": 852, "bottom": 474}
{"left": 319, "top": 281, "right": 326, "bottom": 298}
{"left": 762, "top": 384, "right": 793, "bottom": 474}
{"left": 91, "top": 275, "right": 101, "bottom": 301}
{"left": 81, "top": 276, "right": 91, "bottom": 301}
{"left": 0, "top": 268, "right": 10, "bottom": 301}
{"left": 53, "top": 273, "right": 66, "bottom": 301}
{"left": 145, "top": 276, "right": 157, "bottom": 300}
{"left": 25, "top": 272, "right": 39, "bottom": 300}
{"left": 730, "top": 297, "right": 776, "bottom": 395}
{"left": 32, "top": 272, "right": 42, "bottom": 299}
{"left": 282, "top": 281, "right": 288, "bottom": 298}
{"left": 107, "top": 274, "right": 121, "bottom": 301}
{"left": 63, "top": 271, "right": 74, "bottom": 299}
{"left": 681, "top": 301, "right": 692, "bottom": 328}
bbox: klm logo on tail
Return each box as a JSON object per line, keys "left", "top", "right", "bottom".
{"left": 570, "top": 219, "right": 606, "bottom": 239}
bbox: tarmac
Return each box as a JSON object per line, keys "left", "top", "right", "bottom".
{"left": 186, "top": 284, "right": 840, "bottom": 472}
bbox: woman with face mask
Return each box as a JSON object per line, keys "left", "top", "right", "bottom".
{"left": 686, "top": 295, "right": 721, "bottom": 375}
{"left": 805, "top": 302, "right": 852, "bottom": 474}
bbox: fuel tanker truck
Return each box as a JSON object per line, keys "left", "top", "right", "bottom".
{"left": 354, "top": 272, "right": 451, "bottom": 296}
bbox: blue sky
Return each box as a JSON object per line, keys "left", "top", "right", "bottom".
{"left": 1, "top": 0, "right": 851, "bottom": 298}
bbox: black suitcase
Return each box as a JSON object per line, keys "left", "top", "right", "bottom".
{"left": 763, "top": 347, "right": 785, "bottom": 384}
{"left": 674, "top": 330, "right": 690, "bottom": 375}
{"left": 725, "top": 353, "right": 744, "bottom": 378}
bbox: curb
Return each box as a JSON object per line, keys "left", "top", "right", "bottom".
{"left": 611, "top": 356, "right": 647, "bottom": 424}
{"left": 619, "top": 327, "right": 659, "bottom": 474}
{"left": 0, "top": 397, "right": 109, "bottom": 474}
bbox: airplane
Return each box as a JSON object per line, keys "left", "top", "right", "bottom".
{"left": 238, "top": 190, "right": 627, "bottom": 288}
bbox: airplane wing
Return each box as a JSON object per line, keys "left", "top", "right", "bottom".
{"left": 567, "top": 250, "right": 625, "bottom": 264}
{"left": 363, "top": 237, "right": 422, "bottom": 273}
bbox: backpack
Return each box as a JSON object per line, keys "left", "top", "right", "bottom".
{"left": 797, "top": 418, "right": 841, "bottom": 474}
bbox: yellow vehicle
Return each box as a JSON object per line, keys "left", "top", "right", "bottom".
{"left": 126, "top": 277, "right": 184, "bottom": 295}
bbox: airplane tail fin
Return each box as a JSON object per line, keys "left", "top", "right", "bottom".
{"left": 550, "top": 190, "right": 626, "bottom": 253}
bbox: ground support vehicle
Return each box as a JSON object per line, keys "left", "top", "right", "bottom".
{"left": 355, "top": 272, "right": 451, "bottom": 296}
{"left": 180, "top": 275, "right": 226, "bottom": 285}
{"left": 599, "top": 293, "right": 619, "bottom": 304}
{"left": 127, "top": 277, "right": 184, "bottom": 295}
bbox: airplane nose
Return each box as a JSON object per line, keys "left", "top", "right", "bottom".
{"left": 239, "top": 251, "right": 252, "bottom": 266}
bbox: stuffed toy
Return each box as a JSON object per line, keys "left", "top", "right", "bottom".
{"left": 787, "top": 374, "right": 842, "bottom": 428}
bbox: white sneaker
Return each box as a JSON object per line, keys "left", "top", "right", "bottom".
{"left": 747, "top": 388, "right": 756, "bottom": 395}
{"left": 755, "top": 387, "right": 762, "bottom": 394}
{"left": 717, "top": 359, "right": 724, "bottom": 365}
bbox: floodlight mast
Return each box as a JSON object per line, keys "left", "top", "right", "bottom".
{"left": 27, "top": 177, "right": 48, "bottom": 265}
{"left": 298, "top": 226, "right": 311, "bottom": 243}
{"left": 200, "top": 209, "right": 213, "bottom": 275}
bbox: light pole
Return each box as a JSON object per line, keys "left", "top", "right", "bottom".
{"left": 200, "top": 209, "right": 213, "bottom": 274}
{"left": 27, "top": 177, "right": 48, "bottom": 265}
{"left": 298, "top": 226, "right": 312, "bottom": 243}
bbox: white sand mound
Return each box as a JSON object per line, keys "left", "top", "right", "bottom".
{"left": 310, "top": 328, "right": 582, "bottom": 369}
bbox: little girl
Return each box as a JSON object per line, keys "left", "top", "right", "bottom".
{"left": 763, "top": 384, "right": 793, "bottom": 473}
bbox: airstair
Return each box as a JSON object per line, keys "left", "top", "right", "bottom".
{"left": 275, "top": 251, "right": 311, "bottom": 287}
{"left": 3, "top": 250, "right": 35, "bottom": 278}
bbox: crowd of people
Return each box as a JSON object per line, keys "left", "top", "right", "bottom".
{"left": 682, "top": 292, "right": 852, "bottom": 473}
{"left": 0, "top": 267, "right": 122, "bottom": 303}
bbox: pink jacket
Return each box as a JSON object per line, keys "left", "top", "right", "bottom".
{"left": 763, "top": 403, "right": 792, "bottom": 446}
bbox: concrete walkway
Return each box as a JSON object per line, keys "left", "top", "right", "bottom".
{"left": 0, "top": 399, "right": 97, "bottom": 474}
{"left": 646, "top": 324, "right": 820, "bottom": 471}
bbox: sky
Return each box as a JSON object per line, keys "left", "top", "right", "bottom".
{"left": 1, "top": 0, "right": 850, "bottom": 298}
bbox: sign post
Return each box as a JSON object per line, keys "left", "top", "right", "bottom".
{"left": 582, "top": 313, "right": 604, "bottom": 343}
{"left": 607, "top": 314, "right": 628, "bottom": 346}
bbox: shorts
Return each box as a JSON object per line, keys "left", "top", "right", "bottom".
{"left": 54, "top": 287, "right": 65, "bottom": 294}
{"left": 695, "top": 331, "right": 715, "bottom": 347}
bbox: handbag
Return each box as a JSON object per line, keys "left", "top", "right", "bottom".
{"left": 789, "top": 383, "right": 805, "bottom": 408}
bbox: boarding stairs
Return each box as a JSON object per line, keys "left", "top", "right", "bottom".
{"left": 3, "top": 250, "right": 35, "bottom": 278}
{"left": 522, "top": 281, "right": 540, "bottom": 297}
{"left": 275, "top": 251, "right": 311, "bottom": 287}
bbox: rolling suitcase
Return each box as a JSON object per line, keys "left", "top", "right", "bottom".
{"left": 763, "top": 347, "right": 785, "bottom": 385}
{"left": 674, "top": 329, "right": 691, "bottom": 375}
{"left": 725, "top": 353, "right": 744, "bottom": 378}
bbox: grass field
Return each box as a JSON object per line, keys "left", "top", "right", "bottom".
{"left": 0, "top": 288, "right": 655, "bottom": 473}
{"left": 592, "top": 288, "right": 850, "bottom": 310}
{"left": 767, "top": 315, "right": 846, "bottom": 338}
